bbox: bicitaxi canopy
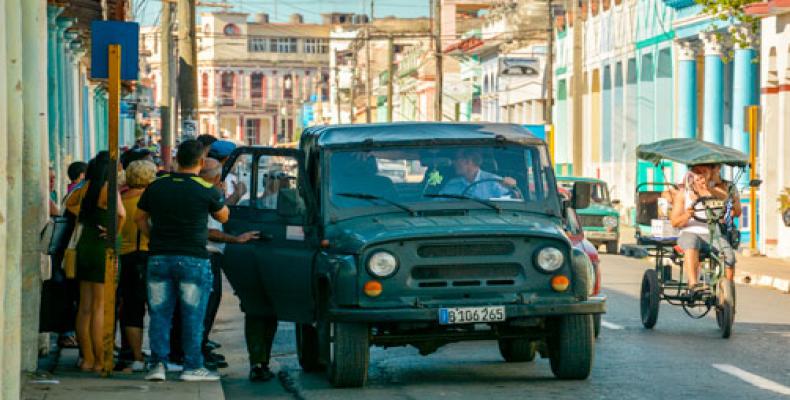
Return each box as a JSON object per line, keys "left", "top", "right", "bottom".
{"left": 636, "top": 138, "right": 749, "bottom": 167}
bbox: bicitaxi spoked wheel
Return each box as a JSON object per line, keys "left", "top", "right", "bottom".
{"left": 640, "top": 269, "right": 660, "bottom": 329}
{"left": 715, "top": 279, "right": 735, "bottom": 339}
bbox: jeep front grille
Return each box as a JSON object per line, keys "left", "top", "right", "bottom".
{"left": 411, "top": 263, "right": 521, "bottom": 281}
{"left": 417, "top": 242, "right": 515, "bottom": 258}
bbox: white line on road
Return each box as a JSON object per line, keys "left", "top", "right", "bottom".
{"left": 601, "top": 320, "right": 624, "bottom": 330}
{"left": 712, "top": 364, "right": 790, "bottom": 396}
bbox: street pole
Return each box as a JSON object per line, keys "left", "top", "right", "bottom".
{"left": 161, "top": 0, "right": 174, "bottom": 169}
{"left": 545, "top": 0, "right": 555, "bottom": 165}
{"left": 334, "top": 53, "right": 341, "bottom": 124}
{"left": 177, "top": 0, "right": 198, "bottom": 133}
{"left": 103, "top": 44, "right": 122, "bottom": 375}
{"left": 571, "top": 0, "right": 584, "bottom": 173}
{"left": 387, "top": 35, "right": 394, "bottom": 122}
{"left": 433, "top": 0, "right": 443, "bottom": 121}
{"left": 747, "top": 105, "right": 759, "bottom": 252}
{"left": 350, "top": 44, "right": 357, "bottom": 124}
{"left": 365, "top": 2, "right": 373, "bottom": 123}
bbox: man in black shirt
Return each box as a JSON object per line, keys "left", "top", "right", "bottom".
{"left": 136, "top": 139, "right": 229, "bottom": 382}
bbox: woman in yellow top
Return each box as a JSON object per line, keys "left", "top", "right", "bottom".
{"left": 118, "top": 160, "right": 158, "bottom": 372}
{"left": 65, "top": 151, "right": 126, "bottom": 372}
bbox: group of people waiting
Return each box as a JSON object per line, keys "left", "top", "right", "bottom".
{"left": 42, "top": 134, "right": 273, "bottom": 382}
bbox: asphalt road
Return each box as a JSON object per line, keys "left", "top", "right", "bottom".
{"left": 213, "top": 254, "right": 790, "bottom": 400}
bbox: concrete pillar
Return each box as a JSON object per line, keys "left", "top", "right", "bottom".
{"left": 4, "top": 0, "right": 26, "bottom": 396}
{"left": 0, "top": 0, "right": 10, "bottom": 391}
{"left": 677, "top": 41, "right": 698, "bottom": 139}
{"left": 700, "top": 31, "right": 727, "bottom": 144}
{"left": 46, "top": 6, "right": 63, "bottom": 188}
{"left": 21, "top": 0, "right": 49, "bottom": 373}
{"left": 731, "top": 26, "right": 758, "bottom": 155}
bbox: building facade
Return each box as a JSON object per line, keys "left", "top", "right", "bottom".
{"left": 142, "top": 12, "right": 331, "bottom": 145}
{"left": 552, "top": 0, "right": 760, "bottom": 233}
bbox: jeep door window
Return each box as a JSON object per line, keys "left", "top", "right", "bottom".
{"left": 256, "top": 155, "right": 299, "bottom": 210}
{"left": 224, "top": 153, "right": 253, "bottom": 206}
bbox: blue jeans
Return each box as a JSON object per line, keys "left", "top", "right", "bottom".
{"left": 147, "top": 255, "right": 213, "bottom": 370}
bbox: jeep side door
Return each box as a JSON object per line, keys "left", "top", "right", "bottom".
{"left": 221, "top": 147, "right": 315, "bottom": 323}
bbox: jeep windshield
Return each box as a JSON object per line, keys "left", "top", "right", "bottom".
{"left": 327, "top": 144, "right": 559, "bottom": 218}
{"left": 559, "top": 181, "right": 610, "bottom": 206}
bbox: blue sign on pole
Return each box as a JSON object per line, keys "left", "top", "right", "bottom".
{"left": 90, "top": 21, "right": 140, "bottom": 80}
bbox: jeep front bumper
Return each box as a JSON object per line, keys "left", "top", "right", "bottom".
{"left": 329, "top": 295, "right": 606, "bottom": 323}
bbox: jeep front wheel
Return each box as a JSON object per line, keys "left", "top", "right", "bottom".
{"left": 327, "top": 322, "right": 370, "bottom": 388}
{"left": 498, "top": 338, "right": 536, "bottom": 362}
{"left": 548, "top": 314, "right": 594, "bottom": 380}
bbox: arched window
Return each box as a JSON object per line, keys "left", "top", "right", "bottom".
{"left": 251, "top": 72, "right": 266, "bottom": 104}
{"left": 220, "top": 71, "right": 235, "bottom": 105}
{"left": 223, "top": 23, "right": 240, "bottom": 36}
{"left": 201, "top": 73, "right": 209, "bottom": 99}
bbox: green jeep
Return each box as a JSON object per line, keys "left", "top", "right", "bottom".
{"left": 557, "top": 177, "right": 620, "bottom": 254}
{"left": 221, "top": 123, "right": 606, "bottom": 387}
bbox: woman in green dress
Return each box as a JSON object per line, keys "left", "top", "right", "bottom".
{"left": 66, "top": 151, "right": 125, "bottom": 372}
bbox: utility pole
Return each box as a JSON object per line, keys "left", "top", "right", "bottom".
{"left": 545, "top": 0, "right": 555, "bottom": 163}
{"left": 177, "top": 0, "right": 198, "bottom": 133}
{"left": 433, "top": 0, "right": 443, "bottom": 121}
{"left": 387, "top": 35, "right": 394, "bottom": 122}
{"left": 334, "top": 51, "right": 341, "bottom": 124}
{"left": 350, "top": 45, "right": 357, "bottom": 124}
{"left": 365, "top": 0, "right": 374, "bottom": 123}
{"left": 160, "top": 0, "right": 174, "bottom": 169}
{"left": 571, "top": 1, "right": 584, "bottom": 173}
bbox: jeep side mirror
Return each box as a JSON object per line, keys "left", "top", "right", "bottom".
{"left": 276, "top": 188, "right": 306, "bottom": 218}
{"left": 571, "top": 181, "right": 592, "bottom": 210}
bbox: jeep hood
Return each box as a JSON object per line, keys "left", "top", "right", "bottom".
{"left": 575, "top": 203, "right": 618, "bottom": 217}
{"left": 324, "top": 213, "right": 568, "bottom": 253}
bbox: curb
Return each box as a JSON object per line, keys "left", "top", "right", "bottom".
{"left": 199, "top": 381, "right": 226, "bottom": 400}
{"left": 734, "top": 271, "right": 790, "bottom": 294}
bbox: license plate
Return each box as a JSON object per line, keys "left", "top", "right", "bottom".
{"left": 438, "top": 306, "right": 506, "bottom": 325}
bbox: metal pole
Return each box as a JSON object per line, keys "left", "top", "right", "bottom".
{"left": 433, "top": 0, "right": 442, "bottom": 121}
{"left": 387, "top": 35, "right": 394, "bottom": 122}
{"left": 178, "top": 0, "right": 198, "bottom": 128}
{"left": 102, "top": 44, "right": 121, "bottom": 376}
{"left": 571, "top": 1, "right": 584, "bottom": 173}
{"left": 161, "top": 0, "right": 173, "bottom": 169}
{"left": 747, "top": 105, "right": 759, "bottom": 252}
{"left": 334, "top": 51, "right": 341, "bottom": 124}
{"left": 4, "top": 0, "right": 25, "bottom": 387}
{"left": 21, "top": 0, "right": 49, "bottom": 373}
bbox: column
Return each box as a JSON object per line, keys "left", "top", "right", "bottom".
{"left": 699, "top": 31, "right": 726, "bottom": 144}
{"left": 731, "top": 26, "right": 758, "bottom": 155}
{"left": 676, "top": 41, "right": 698, "bottom": 139}
{"left": 55, "top": 17, "right": 74, "bottom": 192}
{"left": 46, "top": 6, "right": 62, "bottom": 184}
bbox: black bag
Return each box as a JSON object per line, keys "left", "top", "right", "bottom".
{"left": 40, "top": 216, "right": 73, "bottom": 255}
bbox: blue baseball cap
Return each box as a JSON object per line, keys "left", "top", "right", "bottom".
{"left": 208, "top": 140, "right": 236, "bottom": 159}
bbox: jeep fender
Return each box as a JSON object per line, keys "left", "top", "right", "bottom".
{"left": 570, "top": 248, "right": 593, "bottom": 300}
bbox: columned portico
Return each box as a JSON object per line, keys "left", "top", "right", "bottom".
{"left": 731, "top": 25, "right": 759, "bottom": 155}
{"left": 699, "top": 31, "right": 727, "bottom": 144}
{"left": 676, "top": 40, "right": 698, "bottom": 139}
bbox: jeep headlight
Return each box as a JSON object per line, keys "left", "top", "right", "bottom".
{"left": 534, "top": 247, "right": 564, "bottom": 272}
{"left": 603, "top": 216, "right": 618, "bottom": 228}
{"left": 367, "top": 251, "right": 399, "bottom": 278}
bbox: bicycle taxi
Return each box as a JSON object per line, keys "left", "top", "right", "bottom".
{"left": 632, "top": 138, "right": 755, "bottom": 338}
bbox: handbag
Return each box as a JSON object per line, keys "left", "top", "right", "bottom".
{"left": 39, "top": 216, "right": 72, "bottom": 255}
{"left": 62, "top": 222, "right": 83, "bottom": 279}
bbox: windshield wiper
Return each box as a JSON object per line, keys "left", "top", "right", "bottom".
{"left": 336, "top": 192, "right": 417, "bottom": 216}
{"left": 423, "top": 193, "right": 501, "bottom": 213}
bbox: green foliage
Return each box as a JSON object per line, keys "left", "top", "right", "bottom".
{"left": 779, "top": 188, "right": 790, "bottom": 212}
{"left": 695, "top": 0, "right": 761, "bottom": 61}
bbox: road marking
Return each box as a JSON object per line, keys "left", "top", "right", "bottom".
{"left": 601, "top": 320, "right": 624, "bottom": 330}
{"left": 712, "top": 364, "right": 790, "bottom": 396}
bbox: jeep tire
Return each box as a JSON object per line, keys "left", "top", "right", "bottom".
{"left": 327, "top": 322, "right": 370, "bottom": 388}
{"left": 296, "top": 323, "right": 325, "bottom": 372}
{"left": 498, "top": 338, "right": 536, "bottom": 362}
{"left": 548, "top": 314, "right": 594, "bottom": 380}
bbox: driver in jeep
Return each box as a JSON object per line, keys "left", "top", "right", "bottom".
{"left": 440, "top": 149, "right": 520, "bottom": 199}
{"left": 670, "top": 164, "right": 737, "bottom": 297}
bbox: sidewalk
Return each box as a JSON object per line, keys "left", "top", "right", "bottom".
{"left": 619, "top": 226, "right": 790, "bottom": 294}
{"left": 22, "top": 347, "right": 225, "bottom": 400}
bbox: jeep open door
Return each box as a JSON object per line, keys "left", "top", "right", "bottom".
{"left": 221, "top": 147, "right": 315, "bottom": 323}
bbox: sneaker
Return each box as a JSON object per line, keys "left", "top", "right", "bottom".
{"left": 249, "top": 364, "right": 275, "bottom": 382}
{"left": 130, "top": 361, "right": 146, "bottom": 372}
{"left": 145, "top": 363, "right": 166, "bottom": 381}
{"left": 180, "top": 368, "right": 220, "bottom": 382}
{"left": 166, "top": 362, "right": 184, "bottom": 372}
